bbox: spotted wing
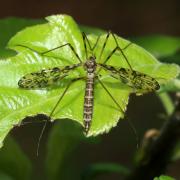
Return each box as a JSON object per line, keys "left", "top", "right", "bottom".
{"left": 98, "top": 63, "right": 160, "bottom": 93}
{"left": 18, "top": 63, "right": 81, "bottom": 88}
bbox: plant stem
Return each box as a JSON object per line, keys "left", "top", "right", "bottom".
{"left": 124, "top": 93, "right": 180, "bottom": 180}
{"left": 158, "top": 92, "right": 174, "bottom": 116}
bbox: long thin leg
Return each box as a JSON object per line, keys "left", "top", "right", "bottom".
{"left": 37, "top": 77, "right": 83, "bottom": 156}
{"left": 97, "top": 77, "right": 124, "bottom": 114}
{"left": 98, "top": 31, "right": 111, "bottom": 61}
{"left": 97, "top": 31, "right": 133, "bottom": 72}
{"left": 126, "top": 118, "right": 139, "bottom": 149}
{"left": 82, "top": 32, "right": 101, "bottom": 52}
{"left": 98, "top": 76, "right": 139, "bottom": 148}
{"left": 111, "top": 33, "right": 133, "bottom": 70}
{"left": 97, "top": 43, "right": 132, "bottom": 75}
{"left": 49, "top": 77, "right": 83, "bottom": 117}
{"left": 15, "top": 43, "right": 82, "bottom": 63}
{"left": 82, "top": 32, "right": 101, "bottom": 60}
{"left": 17, "top": 119, "right": 47, "bottom": 126}
{"left": 104, "top": 46, "right": 133, "bottom": 70}
{"left": 82, "top": 33, "right": 88, "bottom": 59}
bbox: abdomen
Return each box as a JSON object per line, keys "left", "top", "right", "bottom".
{"left": 83, "top": 73, "right": 95, "bottom": 134}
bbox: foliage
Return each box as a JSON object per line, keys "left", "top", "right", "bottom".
{"left": 0, "top": 15, "right": 179, "bottom": 180}
{"left": 0, "top": 15, "right": 179, "bottom": 149}
{"left": 0, "top": 136, "right": 31, "bottom": 180}
{"left": 0, "top": 17, "right": 44, "bottom": 58}
{"left": 154, "top": 175, "right": 176, "bottom": 180}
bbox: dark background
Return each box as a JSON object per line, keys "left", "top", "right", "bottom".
{"left": 0, "top": 0, "right": 180, "bottom": 36}
{"left": 0, "top": 0, "right": 180, "bottom": 179}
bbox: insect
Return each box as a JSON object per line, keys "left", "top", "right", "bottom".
{"left": 17, "top": 31, "right": 160, "bottom": 135}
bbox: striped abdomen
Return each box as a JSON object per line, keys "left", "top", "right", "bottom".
{"left": 83, "top": 73, "right": 95, "bottom": 133}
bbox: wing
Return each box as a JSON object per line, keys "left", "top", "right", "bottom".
{"left": 97, "top": 63, "right": 160, "bottom": 93}
{"left": 18, "top": 63, "right": 81, "bottom": 88}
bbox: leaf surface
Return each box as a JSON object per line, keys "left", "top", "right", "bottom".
{"left": 0, "top": 15, "right": 179, "bottom": 147}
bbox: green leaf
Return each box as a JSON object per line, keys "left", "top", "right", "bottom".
{"left": 159, "top": 78, "right": 180, "bottom": 93}
{"left": 131, "top": 35, "right": 180, "bottom": 93}
{"left": 131, "top": 35, "right": 180, "bottom": 58}
{"left": 81, "top": 163, "right": 130, "bottom": 180}
{"left": 171, "top": 142, "right": 180, "bottom": 161}
{"left": 0, "top": 172, "right": 13, "bottom": 180}
{"left": 46, "top": 120, "right": 85, "bottom": 180}
{"left": 0, "top": 136, "right": 32, "bottom": 180}
{"left": 79, "top": 25, "right": 105, "bottom": 36}
{"left": 154, "top": 175, "right": 176, "bottom": 180}
{"left": 0, "top": 17, "right": 44, "bottom": 58}
{"left": 160, "top": 50, "right": 180, "bottom": 65}
{"left": 0, "top": 15, "right": 179, "bottom": 148}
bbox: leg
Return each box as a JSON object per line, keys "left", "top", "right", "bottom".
{"left": 15, "top": 43, "right": 82, "bottom": 63}
{"left": 17, "top": 119, "right": 47, "bottom": 126}
{"left": 37, "top": 77, "right": 84, "bottom": 156}
{"left": 97, "top": 44, "right": 132, "bottom": 74}
{"left": 98, "top": 31, "right": 133, "bottom": 71}
{"left": 103, "top": 46, "right": 133, "bottom": 70}
{"left": 111, "top": 33, "right": 133, "bottom": 70}
{"left": 15, "top": 44, "right": 62, "bottom": 62}
{"left": 97, "top": 77, "right": 139, "bottom": 148}
{"left": 82, "top": 32, "right": 88, "bottom": 59}
{"left": 97, "top": 76, "right": 124, "bottom": 114}
{"left": 82, "top": 32, "right": 101, "bottom": 52}
{"left": 49, "top": 77, "right": 83, "bottom": 117}
{"left": 126, "top": 118, "right": 139, "bottom": 149}
{"left": 42, "top": 43, "right": 82, "bottom": 63}
{"left": 98, "top": 31, "right": 111, "bottom": 61}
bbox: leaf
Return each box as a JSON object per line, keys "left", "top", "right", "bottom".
{"left": 159, "top": 78, "right": 180, "bottom": 93}
{"left": 171, "top": 142, "right": 180, "bottom": 161}
{"left": 79, "top": 25, "right": 105, "bottom": 36}
{"left": 154, "top": 175, "right": 176, "bottom": 180}
{"left": 157, "top": 93, "right": 175, "bottom": 116}
{"left": 0, "top": 17, "right": 44, "bottom": 58}
{"left": 0, "top": 172, "right": 13, "bottom": 180}
{"left": 0, "top": 136, "right": 32, "bottom": 180}
{"left": 81, "top": 163, "right": 130, "bottom": 180}
{"left": 0, "top": 15, "right": 179, "bottom": 148}
{"left": 131, "top": 35, "right": 180, "bottom": 58}
{"left": 160, "top": 50, "right": 180, "bottom": 65}
{"left": 46, "top": 120, "right": 86, "bottom": 180}
{"left": 131, "top": 35, "right": 180, "bottom": 93}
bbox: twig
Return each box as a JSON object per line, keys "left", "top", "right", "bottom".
{"left": 125, "top": 93, "right": 180, "bottom": 180}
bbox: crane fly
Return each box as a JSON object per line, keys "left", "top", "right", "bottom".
{"left": 17, "top": 32, "right": 160, "bottom": 135}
